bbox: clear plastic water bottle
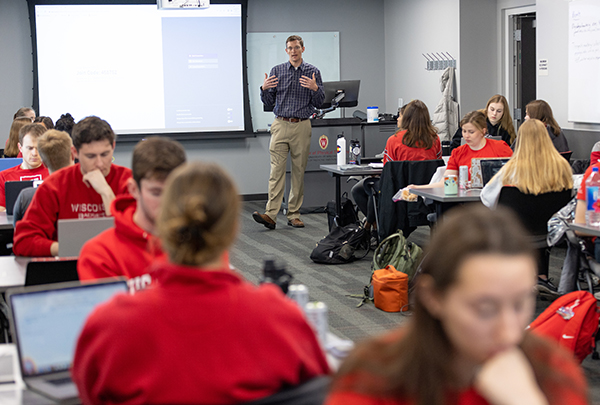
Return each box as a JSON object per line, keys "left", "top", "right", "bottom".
{"left": 585, "top": 167, "right": 600, "bottom": 227}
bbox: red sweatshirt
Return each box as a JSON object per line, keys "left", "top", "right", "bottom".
{"left": 72, "top": 263, "right": 330, "bottom": 405}
{"left": 0, "top": 164, "right": 48, "bottom": 207}
{"left": 77, "top": 195, "right": 166, "bottom": 291}
{"left": 13, "top": 164, "right": 132, "bottom": 257}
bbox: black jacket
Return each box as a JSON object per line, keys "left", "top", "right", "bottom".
{"left": 377, "top": 160, "right": 445, "bottom": 241}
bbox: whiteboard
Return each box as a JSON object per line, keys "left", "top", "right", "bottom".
{"left": 568, "top": 0, "right": 600, "bottom": 123}
{"left": 247, "top": 32, "right": 340, "bottom": 131}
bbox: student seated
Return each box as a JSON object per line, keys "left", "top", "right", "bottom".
{"left": 0, "top": 123, "right": 49, "bottom": 210}
{"left": 525, "top": 100, "right": 569, "bottom": 153}
{"left": 352, "top": 100, "right": 441, "bottom": 239}
{"left": 450, "top": 94, "right": 516, "bottom": 151}
{"left": 13, "top": 107, "right": 35, "bottom": 121}
{"left": 4, "top": 117, "right": 33, "bottom": 158}
{"left": 411, "top": 110, "right": 513, "bottom": 190}
{"left": 13, "top": 130, "right": 75, "bottom": 226}
{"left": 72, "top": 162, "right": 329, "bottom": 404}
{"left": 77, "top": 137, "right": 186, "bottom": 291}
{"left": 325, "top": 205, "right": 588, "bottom": 405}
{"left": 13, "top": 116, "right": 131, "bottom": 257}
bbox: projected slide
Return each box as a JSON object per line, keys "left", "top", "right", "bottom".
{"left": 34, "top": 4, "right": 245, "bottom": 135}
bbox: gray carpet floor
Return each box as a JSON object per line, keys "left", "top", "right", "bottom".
{"left": 232, "top": 201, "right": 600, "bottom": 403}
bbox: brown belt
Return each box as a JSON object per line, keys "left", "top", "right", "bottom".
{"left": 276, "top": 116, "right": 306, "bottom": 123}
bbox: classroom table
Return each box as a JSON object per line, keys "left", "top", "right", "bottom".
{"left": 409, "top": 187, "right": 482, "bottom": 220}
{"left": 320, "top": 164, "right": 382, "bottom": 217}
{"left": 568, "top": 222, "right": 600, "bottom": 237}
{"left": 0, "top": 212, "right": 13, "bottom": 230}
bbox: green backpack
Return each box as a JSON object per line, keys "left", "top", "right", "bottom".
{"left": 357, "top": 230, "right": 423, "bottom": 307}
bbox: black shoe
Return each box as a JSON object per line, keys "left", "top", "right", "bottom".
{"left": 537, "top": 277, "right": 560, "bottom": 297}
{"left": 252, "top": 212, "right": 276, "bottom": 229}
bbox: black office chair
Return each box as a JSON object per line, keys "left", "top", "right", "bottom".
{"left": 497, "top": 187, "right": 573, "bottom": 277}
{"left": 241, "top": 376, "right": 331, "bottom": 405}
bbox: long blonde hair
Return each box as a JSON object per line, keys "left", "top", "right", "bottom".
{"left": 499, "top": 119, "right": 572, "bottom": 194}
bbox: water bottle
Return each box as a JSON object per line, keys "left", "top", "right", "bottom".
{"left": 336, "top": 133, "right": 346, "bottom": 166}
{"left": 349, "top": 139, "right": 361, "bottom": 165}
{"left": 585, "top": 167, "right": 600, "bottom": 227}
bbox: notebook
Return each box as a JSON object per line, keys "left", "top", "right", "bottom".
{"left": 6, "top": 279, "right": 128, "bottom": 403}
{"left": 57, "top": 217, "right": 114, "bottom": 257}
{"left": 5, "top": 180, "right": 34, "bottom": 215}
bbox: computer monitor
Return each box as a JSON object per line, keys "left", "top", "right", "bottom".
{"left": 320, "top": 80, "right": 360, "bottom": 108}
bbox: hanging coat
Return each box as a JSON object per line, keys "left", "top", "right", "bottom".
{"left": 432, "top": 67, "right": 459, "bottom": 142}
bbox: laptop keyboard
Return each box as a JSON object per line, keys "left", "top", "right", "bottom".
{"left": 48, "top": 376, "right": 72, "bottom": 385}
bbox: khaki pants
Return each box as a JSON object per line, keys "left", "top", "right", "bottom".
{"left": 265, "top": 118, "right": 311, "bottom": 221}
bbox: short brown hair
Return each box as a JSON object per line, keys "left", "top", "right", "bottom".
{"left": 286, "top": 35, "right": 304, "bottom": 47}
{"left": 132, "top": 137, "right": 187, "bottom": 186}
{"left": 158, "top": 162, "right": 240, "bottom": 266}
{"left": 72, "top": 116, "right": 115, "bottom": 151}
{"left": 37, "top": 130, "right": 73, "bottom": 173}
{"left": 19, "top": 123, "right": 47, "bottom": 145}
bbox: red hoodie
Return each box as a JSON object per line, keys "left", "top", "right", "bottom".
{"left": 0, "top": 164, "right": 48, "bottom": 207}
{"left": 13, "top": 163, "right": 131, "bottom": 257}
{"left": 77, "top": 195, "right": 166, "bottom": 291}
{"left": 72, "top": 262, "right": 330, "bottom": 405}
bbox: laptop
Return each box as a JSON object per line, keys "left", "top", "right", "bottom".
{"left": 480, "top": 158, "right": 510, "bottom": 186}
{"left": 57, "top": 217, "right": 114, "bottom": 257}
{"left": 6, "top": 279, "right": 128, "bottom": 403}
{"left": 5, "top": 180, "right": 34, "bottom": 215}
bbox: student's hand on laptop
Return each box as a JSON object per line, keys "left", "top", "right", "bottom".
{"left": 83, "top": 169, "right": 116, "bottom": 216}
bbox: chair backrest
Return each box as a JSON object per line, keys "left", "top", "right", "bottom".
{"left": 497, "top": 187, "right": 573, "bottom": 237}
{"left": 560, "top": 151, "right": 573, "bottom": 162}
{"left": 378, "top": 159, "right": 445, "bottom": 240}
{"left": 241, "top": 376, "right": 331, "bottom": 405}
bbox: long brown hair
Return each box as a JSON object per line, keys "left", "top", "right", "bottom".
{"left": 485, "top": 94, "right": 516, "bottom": 143}
{"left": 399, "top": 100, "right": 437, "bottom": 149}
{"left": 526, "top": 99, "right": 561, "bottom": 136}
{"left": 333, "top": 206, "right": 583, "bottom": 404}
{"left": 500, "top": 119, "right": 572, "bottom": 194}
{"left": 5, "top": 117, "right": 31, "bottom": 157}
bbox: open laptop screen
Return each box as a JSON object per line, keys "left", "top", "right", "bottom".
{"left": 9, "top": 280, "right": 127, "bottom": 377}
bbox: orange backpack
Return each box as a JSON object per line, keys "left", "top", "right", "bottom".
{"left": 372, "top": 265, "right": 409, "bottom": 312}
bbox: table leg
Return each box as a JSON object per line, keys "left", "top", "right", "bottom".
{"left": 335, "top": 175, "right": 342, "bottom": 219}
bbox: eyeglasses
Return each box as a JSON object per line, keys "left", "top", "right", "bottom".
{"left": 287, "top": 46, "right": 302, "bottom": 52}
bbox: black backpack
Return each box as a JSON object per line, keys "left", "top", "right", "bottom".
{"left": 326, "top": 192, "right": 359, "bottom": 231}
{"left": 310, "top": 223, "right": 368, "bottom": 264}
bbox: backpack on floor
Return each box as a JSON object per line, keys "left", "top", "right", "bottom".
{"left": 326, "top": 192, "right": 359, "bottom": 231}
{"left": 528, "top": 290, "right": 600, "bottom": 363}
{"left": 310, "top": 223, "right": 368, "bottom": 264}
{"left": 356, "top": 230, "right": 423, "bottom": 308}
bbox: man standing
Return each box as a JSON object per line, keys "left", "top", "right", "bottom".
{"left": 13, "top": 116, "right": 131, "bottom": 257}
{"left": 253, "top": 35, "right": 324, "bottom": 229}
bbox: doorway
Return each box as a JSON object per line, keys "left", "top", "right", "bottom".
{"left": 512, "top": 12, "right": 536, "bottom": 130}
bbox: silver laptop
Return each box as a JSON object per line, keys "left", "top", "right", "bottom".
{"left": 57, "top": 217, "right": 114, "bottom": 257}
{"left": 7, "top": 279, "right": 128, "bottom": 403}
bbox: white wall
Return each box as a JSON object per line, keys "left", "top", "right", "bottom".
{"left": 0, "top": 0, "right": 33, "bottom": 148}
{"left": 459, "top": 0, "right": 498, "bottom": 113}
{"left": 383, "top": 0, "right": 460, "bottom": 115}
